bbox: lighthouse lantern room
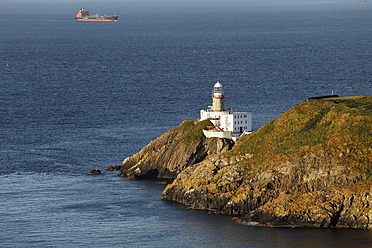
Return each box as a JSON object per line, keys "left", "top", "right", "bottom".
{"left": 200, "top": 79, "right": 252, "bottom": 141}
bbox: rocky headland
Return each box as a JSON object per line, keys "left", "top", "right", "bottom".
{"left": 117, "top": 95, "right": 371, "bottom": 229}
{"left": 160, "top": 96, "right": 372, "bottom": 229}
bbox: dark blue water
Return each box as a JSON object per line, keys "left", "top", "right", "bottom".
{"left": 1, "top": 1, "right": 372, "bottom": 247}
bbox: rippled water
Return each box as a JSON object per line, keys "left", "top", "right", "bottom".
{"left": 1, "top": 1, "right": 372, "bottom": 247}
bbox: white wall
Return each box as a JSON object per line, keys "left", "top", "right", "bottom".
{"left": 232, "top": 112, "right": 252, "bottom": 133}
{"left": 201, "top": 110, "right": 252, "bottom": 133}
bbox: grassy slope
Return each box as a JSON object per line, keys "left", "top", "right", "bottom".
{"left": 178, "top": 119, "right": 213, "bottom": 143}
{"left": 229, "top": 95, "right": 372, "bottom": 181}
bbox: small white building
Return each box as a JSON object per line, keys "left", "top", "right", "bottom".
{"left": 200, "top": 79, "right": 252, "bottom": 141}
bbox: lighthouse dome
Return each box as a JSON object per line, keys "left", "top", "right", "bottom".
{"left": 214, "top": 81, "right": 222, "bottom": 88}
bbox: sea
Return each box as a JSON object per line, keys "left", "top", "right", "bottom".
{"left": 1, "top": 0, "right": 372, "bottom": 247}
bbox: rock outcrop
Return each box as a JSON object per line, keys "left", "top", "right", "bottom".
{"left": 161, "top": 96, "right": 372, "bottom": 229}
{"left": 88, "top": 169, "right": 101, "bottom": 175}
{"left": 119, "top": 119, "right": 235, "bottom": 180}
{"left": 161, "top": 152, "right": 371, "bottom": 228}
{"left": 105, "top": 165, "right": 121, "bottom": 171}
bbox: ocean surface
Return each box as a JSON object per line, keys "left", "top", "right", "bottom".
{"left": 1, "top": 1, "right": 372, "bottom": 247}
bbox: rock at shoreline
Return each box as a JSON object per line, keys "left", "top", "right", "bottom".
{"left": 161, "top": 152, "right": 371, "bottom": 228}
{"left": 105, "top": 165, "right": 121, "bottom": 171}
{"left": 161, "top": 96, "right": 372, "bottom": 229}
{"left": 88, "top": 169, "right": 101, "bottom": 175}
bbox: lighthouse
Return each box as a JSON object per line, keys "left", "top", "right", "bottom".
{"left": 212, "top": 80, "right": 225, "bottom": 111}
{"left": 200, "top": 78, "right": 252, "bottom": 141}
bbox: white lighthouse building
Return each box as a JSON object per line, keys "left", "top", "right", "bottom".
{"left": 200, "top": 79, "right": 252, "bottom": 141}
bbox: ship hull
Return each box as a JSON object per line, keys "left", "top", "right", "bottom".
{"left": 76, "top": 18, "right": 118, "bottom": 22}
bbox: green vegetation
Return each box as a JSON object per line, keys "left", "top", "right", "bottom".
{"left": 178, "top": 119, "right": 213, "bottom": 143}
{"left": 230, "top": 95, "right": 372, "bottom": 179}
{"left": 325, "top": 95, "right": 372, "bottom": 113}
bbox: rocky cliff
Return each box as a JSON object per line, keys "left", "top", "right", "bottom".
{"left": 118, "top": 119, "right": 235, "bottom": 180}
{"left": 161, "top": 96, "right": 372, "bottom": 229}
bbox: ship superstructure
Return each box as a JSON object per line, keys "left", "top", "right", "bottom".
{"left": 75, "top": 9, "right": 118, "bottom": 22}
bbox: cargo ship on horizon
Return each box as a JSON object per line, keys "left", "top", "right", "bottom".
{"left": 75, "top": 9, "right": 118, "bottom": 22}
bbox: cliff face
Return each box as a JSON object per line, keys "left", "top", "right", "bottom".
{"left": 161, "top": 96, "right": 372, "bottom": 229}
{"left": 119, "top": 119, "right": 235, "bottom": 180}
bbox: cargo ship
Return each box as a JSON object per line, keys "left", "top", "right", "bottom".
{"left": 75, "top": 9, "right": 118, "bottom": 22}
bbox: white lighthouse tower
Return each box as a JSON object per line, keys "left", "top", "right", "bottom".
{"left": 200, "top": 78, "right": 252, "bottom": 141}
{"left": 211, "top": 80, "right": 224, "bottom": 111}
